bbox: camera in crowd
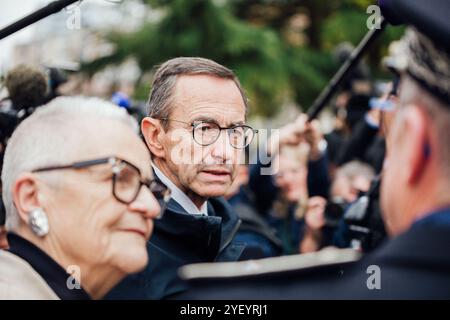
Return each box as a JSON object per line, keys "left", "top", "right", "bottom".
{"left": 324, "top": 198, "right": 347, "bottom": 227}
{"left": 320, "top": 177, "right": 386, "bottom": 253}
{"left": 342, "top": 177, "right": 386, "bottom": 252}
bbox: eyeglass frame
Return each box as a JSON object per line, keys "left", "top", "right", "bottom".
{"left": 31, "top": 156, "right": 171, "bottom": 218}
{"left": 158, "top": 117, "right": 258, "bottom": 149}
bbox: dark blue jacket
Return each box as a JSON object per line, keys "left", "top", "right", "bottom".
{"left": 229, "top": 186, "right": 283, "bottom": 258}
{"left": 106, "top": 196, "right": 245, "bottom": 299}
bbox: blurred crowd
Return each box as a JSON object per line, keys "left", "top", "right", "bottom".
{"left": 0, "top": 56, "right": 393, "bottom": 259}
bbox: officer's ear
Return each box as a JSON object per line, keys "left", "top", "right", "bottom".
{"left": 403, "top": 105, "right": 430, "bottom": 186}
{"left": 141, "top": 117, "right": 166, "bottom": 159}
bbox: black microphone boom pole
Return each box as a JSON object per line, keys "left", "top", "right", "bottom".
{"left": 307, "top": 17, "right": 388, "bottom": 121}
{"left": 0, "top": 0, "right": 80, "bottom": 41}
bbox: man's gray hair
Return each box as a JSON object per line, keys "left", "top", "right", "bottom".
{"left": 1, "top": 96, "right": 138, "bottom": 231}
{"left": 147, "top": 57, "right": 248, "bottom": 124}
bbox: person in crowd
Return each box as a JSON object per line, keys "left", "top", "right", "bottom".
{"left": 0, "top": 96, "right": 169, "bottom": 299}
{"left": 298, "top": 196, "right": 328, "bottom": 253}
{"left": 232, "top": 115, "right": 329, "bottom": 256}
{"left": 1, "top": 65, "right": 49, "bottom": 170}
{"left": 268, "top": 143, "right": 310, "bottom": 254}
{"left": 330, "top": 161, "right": 375, "bottom": 205}
{"left": 333, "top": 19, "right": 450, "bottom": 297}
{"left": 229, "top": 115, "right": 332, "bottom": 257}
{"left": 107, "top": 57, "right": 257, "bottom": 299}
{"left": 2, "top": 64, "right": 48, "bottom": 112}
{"left": 1, "top": 65, "right": 50, "bottom": 251}
{"left": 334, "top": 83, "right": 399, "bottom": 174}
{"left": 44, "top": 67, "right": 67, "bottom": 103}
{"left": 324, "top": 81, "right": 398, "bottom": 252}
{"left": 324, "top": 43, "right": 373, "bottom": 176}
{"left": 299, "top": 160, "right": 375, "bottom": 253}
{"left": 331, "top": 87, "right": 399, "bottom": 251}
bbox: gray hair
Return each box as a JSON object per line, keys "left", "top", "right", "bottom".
{"left": 1, "top": 96, "right": 138, "bottom": 231}
{"left": 335, "top": 161, "right": 375, "bottom": 183}
{"left": 400, "top": 75, "right": 450, "bottom": 178}
{"left": 147, "top": 57, "right": 248, "bottom": 125}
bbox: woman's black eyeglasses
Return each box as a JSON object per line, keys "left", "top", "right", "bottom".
{"left": 31, "top": 156, "right": 171, "bottom": 218}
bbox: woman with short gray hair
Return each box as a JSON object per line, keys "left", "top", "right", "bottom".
{"left": 0, "top": 97, "right": 171, "bottom": 299}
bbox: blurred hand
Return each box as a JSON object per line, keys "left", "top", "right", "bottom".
{"left": 268, "top": 114, "right": 307, "bottom": 156}
{"left": 367, "top": 108, "right": 382, "bottom": 127}
{"left": 268, "top": 114, "right": 325, "bottom": 160}
{"left": 279, "top": 114, "right": 308, "bottom": 146}
{"left": 267, "top": 114, "right": 307, "bottom": 155}
{"left": 304, "top": 119, "right": 325, "bottom": 161}
{"left": 299, "top": 196, "right": 326, "bottom": 253}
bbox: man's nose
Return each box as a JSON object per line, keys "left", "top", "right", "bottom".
{"left": 210, "top": 130, "right": 235, "bottom": 163}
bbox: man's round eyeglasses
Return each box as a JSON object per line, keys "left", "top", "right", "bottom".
{"left": 159, "top": 118, "right": 258, "bottom": 149}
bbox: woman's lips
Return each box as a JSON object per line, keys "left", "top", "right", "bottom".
{"left": 120, "top": 228, "right": 147, "bottom": 238}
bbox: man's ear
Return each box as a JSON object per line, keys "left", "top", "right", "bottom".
{"left": 12, "top": 173, "right": 43, "bottom": 225}
{"left": 403, "top": 105, "right": 429, "bottom": 185}
{"left": 141, "top": 117, "right": 166, "bottom": 159}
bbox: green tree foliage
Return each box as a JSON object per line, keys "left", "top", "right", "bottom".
{"left": 83, "top": 0, "right": 404, "bottom": 117}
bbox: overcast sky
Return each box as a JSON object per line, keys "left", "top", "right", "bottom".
{"left": 0, "top": 0, "right": 42, "bottom": 69}
{"left": 0, "top": 0, "right": 115, "bottom": 71}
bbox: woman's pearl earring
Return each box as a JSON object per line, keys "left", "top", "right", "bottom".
{"left": 29, "top": 208, "right": 49, "bottom": 237}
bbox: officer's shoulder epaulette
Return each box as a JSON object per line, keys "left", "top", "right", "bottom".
{"left": 179, "top": 247, "right": 361, "bottom": 281}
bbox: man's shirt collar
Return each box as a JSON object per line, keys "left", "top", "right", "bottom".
{"left": 152, "top": 164, "right": 208, "bottom": 216}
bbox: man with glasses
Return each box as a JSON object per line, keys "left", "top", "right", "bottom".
{"left": 107, "top": 57, "right": 256, "bottom": 299}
